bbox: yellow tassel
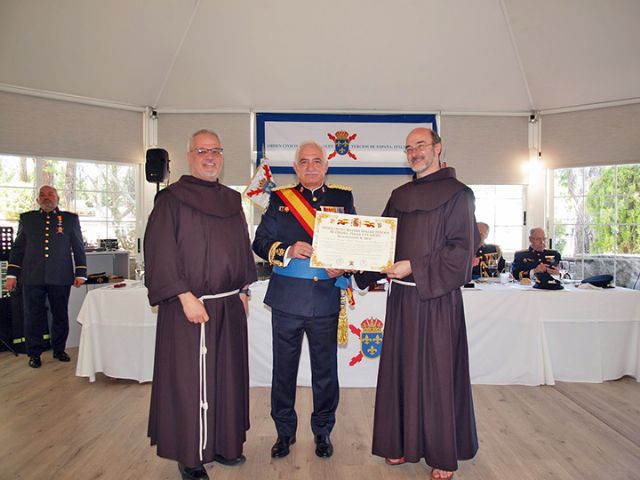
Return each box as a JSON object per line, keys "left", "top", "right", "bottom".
{"left": 338, "top": 290, "right": 348, "bottom": 346}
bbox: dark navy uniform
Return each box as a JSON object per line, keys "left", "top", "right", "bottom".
{"left": 7, "top": 208, "right": 87, "bottom": 356}
{"left": 511, "top": 246, "right": 560, "bottom": 280}
{"left": 472, "top": 243, "right": 505, "bottom": 279}
{"left": 252, "top": 183, "right": 355, "bottom": 438}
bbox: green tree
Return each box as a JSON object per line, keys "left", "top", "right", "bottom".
{"left": 586, "top": 165, "right": 640, "bottom": 254}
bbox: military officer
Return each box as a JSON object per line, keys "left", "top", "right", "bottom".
{"left": 472, "top": 222, "right": 505, "bottom": 279}
{"left": 511, "top": 227, "right": 561, "bottom": 280}
{"left": 253, "top": 140, "right": 355, "bottom": 460}
{"left": 4, "top": 185, "right": 87, "bottom": 368}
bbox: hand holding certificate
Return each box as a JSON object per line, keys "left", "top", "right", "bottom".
{"left": 310, "top": 212, "right": 397, "bottom": 272}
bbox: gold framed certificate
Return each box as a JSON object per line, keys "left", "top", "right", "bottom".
{"left": 310, "top": 212, "right": 397, "bottom": 272}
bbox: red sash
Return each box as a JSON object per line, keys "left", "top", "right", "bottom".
{"left": 275, "top": 188, "right": 316, "bottom": 237}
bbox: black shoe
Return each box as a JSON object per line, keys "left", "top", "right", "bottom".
{"left": 53, "top": 351, "right": 71, "bottom": 362}
{"left": 213, "top": 454, "right": 246, "bottom": 466}
{"left": 314, "top": 434, "right": 333, "bottom": 458}
{"left": 177, "top": 463, "right": 209, "bottom": 480}
{"left": 271, "top": 435, "right": 296, "bottom": 458}
{"left": 28, "top": 355, "right": 41, "bottom": 368}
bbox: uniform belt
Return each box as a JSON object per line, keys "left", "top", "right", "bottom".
{"left": 197, "top": 288, "right": 240, "bottom": 462}
{"left": 272, "top": 258, "right": 330, "bottom": 280}
{"left": 272, "top": 258, "right": 352, "bottom": 290}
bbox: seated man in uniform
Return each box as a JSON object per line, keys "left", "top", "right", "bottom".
{"left": 511, "top": 227, "right": 561, "bottom": 280}
{"left": 471, "top": 222, "right": 505, "bottom": 279}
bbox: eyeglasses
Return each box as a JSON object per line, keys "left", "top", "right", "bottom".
{"left": 404, "top": 142, "right": 434, "bottom": 154}
{"left": 191, "top": 147, "right": 224, "bottom": 156}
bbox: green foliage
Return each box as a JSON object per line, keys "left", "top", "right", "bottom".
{"left": 586, "top": 165, "right": 640, "bottom": 254}
{"left": 554, "top": 223, "right": 567, "bottom": 253}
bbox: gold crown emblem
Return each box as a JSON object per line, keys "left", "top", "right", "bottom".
{"left": 361, "top": 318, "right": 383, "bottom": 333}
{"left": 335, "top": 130, "right": 350, "bottom": 140}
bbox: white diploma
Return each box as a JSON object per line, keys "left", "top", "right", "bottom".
{"left": 310, "top": 212, "right": 397, "bottom": 272}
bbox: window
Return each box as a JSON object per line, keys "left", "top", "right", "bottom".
{"left": 0, "top": 154, "right": 139, "bottom": 255}
{"left": 469, "top": 185, "right": 526, "bottom": 258}
{"left": 551, "top": 164, "right": 640, "bottom": 288}
{"left": 0, "top": 155, "right": 37, "bottom": 226}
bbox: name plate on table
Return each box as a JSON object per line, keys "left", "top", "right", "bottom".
{"left": 310, "top": 212, "right": 397, "bottom": 272}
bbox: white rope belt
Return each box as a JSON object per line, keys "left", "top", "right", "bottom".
{"left": 197, "top": 289, "right": 240, "bottom": 462}
{"left": 388, "top": 278, "right": 416, "bottom": 295}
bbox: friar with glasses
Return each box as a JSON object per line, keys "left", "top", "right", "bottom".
{"left": 511, "top": 227, "right": 561, "bottom": 280}
{"left": 252, "top": 140, "right": 355, "bottom": 460}
{"left": 144, "top": 129, "right": 257, "bottom": 480}
{"left": 355, "top": 127, "right": 479, "bottom": 479}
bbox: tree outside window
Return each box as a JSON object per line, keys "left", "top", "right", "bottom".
{"left": 552, "top": 164, "right": 640, "bottom": 288}
{"left": 0, "top": 155, "right": 138, "bottom": 255}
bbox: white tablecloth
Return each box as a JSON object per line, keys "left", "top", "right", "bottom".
{"left": 76, "top": 279, "right": 640, "bottom": 385}
{"left": 76, "top": 280, "right": 157, "bottom": 382}
{"left": 463, "top": 282, "right": 640, "bottom": 384}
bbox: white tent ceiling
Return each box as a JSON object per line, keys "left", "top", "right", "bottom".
{"left": 1, "top": 0, "right": 639, "bottom": 113}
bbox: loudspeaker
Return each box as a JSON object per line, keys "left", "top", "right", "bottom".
{"left": 145, "top": 148, "right": 169, "bottom": 183}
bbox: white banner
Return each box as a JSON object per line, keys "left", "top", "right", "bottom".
{"left": 256, "top": 113, "right": 438, "bottom": 174}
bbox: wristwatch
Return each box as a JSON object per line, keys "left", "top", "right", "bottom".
{"left": 240, "top": 287, "right": 251, "bottom": 297}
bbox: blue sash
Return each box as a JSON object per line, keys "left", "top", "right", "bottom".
{"left": 272, "top": 258, "right": 350, "bottom": 289}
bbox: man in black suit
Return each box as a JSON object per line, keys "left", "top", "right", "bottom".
{"left": 4, "top": 185, "right": 87, "bottom": 368}
{"left": 253, "top": 141, "right": 355, "bottom": 460}
{"left": 511, "top": 227, "right": 561, "bottom": 280}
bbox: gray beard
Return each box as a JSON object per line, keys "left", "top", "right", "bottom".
{"left": 411, "top": 164, "right": 429, "bottom": 174}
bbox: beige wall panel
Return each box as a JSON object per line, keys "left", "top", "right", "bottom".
{"left": 441, "top": 115, "right": 529, "bottom": 185}
{"left": 542, "top": 104, "right": 640, "bottom": 168}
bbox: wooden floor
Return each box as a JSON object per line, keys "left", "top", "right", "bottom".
{"left": 1, "top": 349, "right": 639, "bottom": 480}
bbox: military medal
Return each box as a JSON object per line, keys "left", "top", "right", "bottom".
{"left": 56, "top": 215, "right": 64, "bottom": 234}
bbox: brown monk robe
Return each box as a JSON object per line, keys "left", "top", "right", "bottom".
{"left": 357, "top": 166, "right": 480, "bottom": 473}
{"left": 144, "top": 174, "right": 257, "bottom": 469}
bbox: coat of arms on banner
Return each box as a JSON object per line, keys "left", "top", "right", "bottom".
{"left": 244, "top": 162, "right": 276, "bottom": 209}
{"left": 348, "top": 317, "right": 383, "bottom": 365}
{"left": 327, "top": 130, "right": 357, "bottom": 160}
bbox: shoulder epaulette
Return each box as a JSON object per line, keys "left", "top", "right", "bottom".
{"left": 514, "top": 249, "right": 528, "bottom": 254}
{"left": 273, "top": 184, "right": 296, "bottom": 192}
{"left": 327, "top": 184, "right": 352, "bottom": 191}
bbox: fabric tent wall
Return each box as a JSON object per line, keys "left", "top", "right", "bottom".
{"left": 156, "top": 113, "right": 251, "bottom": 186}
{"left": 3, "top": 91, "right": 639, "bottom": 220}
{"left": 542, "top": 103, "right": 640, "bottom": 168}
{"left": 0, "top": 91, "right": 143, "bottom": 164}
{"left": 442, "top": 115, "right": 529, "bottom": 185}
